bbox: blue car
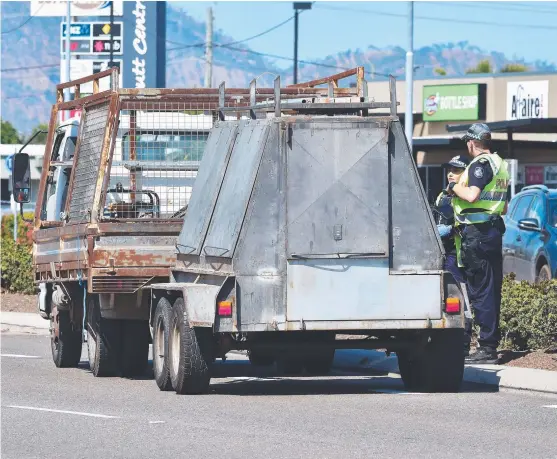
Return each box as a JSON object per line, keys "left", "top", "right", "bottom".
{"left": 503, "top": 185, "right": 557, "bottom": 282}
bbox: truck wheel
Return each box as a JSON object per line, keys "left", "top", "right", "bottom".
{"left": 276, "top": 356, "right": 304, "bottom": 375}
{"left": 248, "top": 350, "right": 275, "bottom": 367}
{"left": 86, "top": 295, "right": 121, "bottom": 377}
{"left": 304, "top": 350, "right": 335, "bottom": 375}
{"left": 120, "top": 320, "right": 150, "bottom": 377}
{"left": 168, "top": 298, "right": 213, "bottom": 394}
{"left": 51, "top": 310, "right": 82, "bottom": 368}
{"left": 152, "top": 298, "right": 173, "bottom": 391}
{"left": 398, "top": 329, "right": 464, "bottom": 393}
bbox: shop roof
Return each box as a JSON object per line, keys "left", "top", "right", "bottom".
{"left": 446, "top": 118, "right": 557, "bottom": 135}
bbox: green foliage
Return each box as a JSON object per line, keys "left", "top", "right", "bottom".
{"left": 434, "top": 67, "right": 447, "bottom": 76}
{"left": 27, "top": 124, "right": 49, "bottom": 144}
{"left": 465, "top": 59, "right": 493, "bottom": 74}
{"left": 1, "top": 119, "right": 22, "bottom": 144}
{"left": 1, "top": 213, "right": 35, "bottom": 294}
{"left": 500, "top": 63, "right": 529, "bottom": 73}
{"left": 500, "top": 273, "right": 557, "bottom": 351}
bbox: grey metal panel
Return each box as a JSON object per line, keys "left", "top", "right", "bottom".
{"left": 177, "top": 122, "right": 238, "bottom": 255}
{"left": 233, "top": 122, "right": 286, "bottom": 275}
{"left": 236, "top": 275, "right": 285, "bottom": 329}
{"left": 286, "top": 258, "right": 390, "bottom": 321}
{"left": 202, "top": 120, "right": 270, "bottom": 257}
{"left": 389, "top": 120, "right": 443, "bottom": 271}
{"left": 183, "top": 284, "right": 221, "bottom": 326}
{"left": 286, "top": 122, "right": 389, "bottom": 256}
{"left": 286, "top": 259, "right": 442, "bottom": 321}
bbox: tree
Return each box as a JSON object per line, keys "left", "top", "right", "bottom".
{"left": 1, "top": 119, "right": 21, "bottom": 144}
{"left": 465, "top": 59, "right": 493, "bottom": 74}
{"left": 434, "top": 67, "right": 447, "bottom": 76}
{"left": 500, "top": 63, "right": 528, "bottom": 73}
{"left": 27, "top": 123, "right": 49, "bottom": 144}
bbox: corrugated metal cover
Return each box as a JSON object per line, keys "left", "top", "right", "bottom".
{"left": 202, "top": 120, "right": 270, "bottom": 257}
{"left": 177, "top": 123, "right": 238, "bottom": 254}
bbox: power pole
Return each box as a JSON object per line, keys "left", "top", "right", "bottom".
{"left": 293, "top": 2, "right": 312, "bottom": 85}
{"left": 405, "top": 1, "right": 414, "bottom": 153}
{"left": 109, "top": 1, "right": 114, "bottom": 68}
{"left": 204, "top": 7, "right": 213, "bottom": 88}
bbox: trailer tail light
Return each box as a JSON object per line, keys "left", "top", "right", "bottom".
{"left": 445, "top": 297, "right": 460, "bottom": 314}
{"left": 218, "top": 301, "right": 232, "bottom": 316}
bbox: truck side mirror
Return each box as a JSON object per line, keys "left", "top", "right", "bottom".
{"left": 11, "top": 153, "right": 31, "bottom": 204}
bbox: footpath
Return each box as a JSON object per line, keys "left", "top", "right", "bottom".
{"left": 2, "top": 311, "right": 556, "bottom": 394}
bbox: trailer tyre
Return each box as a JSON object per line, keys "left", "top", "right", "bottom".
{"left": 398, "top": 329, "right": 464, "bottom": 393}
{"left": 304, "top": 349, "right": 335, "bottom": 375}
{"left": 152, "top": 298, "right": 173, "bottom": 391}
{"left": 276, "top": 356, "right": 304, "bottom": 375}
{"left": 87, "top": 295, "right": 121, "bottom": 377}
{"left": 51, "top": 311, "right": 82, "bottom": 368}
{"left": 168, "top": 298, "right": 213, "bottom": 394}
{"left": 120, "top": 320, "right": 150, "bottom": 377}
{"left": 248, "top": 350, "right": 275, "bottom": 367}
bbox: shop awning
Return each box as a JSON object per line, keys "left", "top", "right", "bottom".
{"left": 446, "top": 118, "right": 557, "bottom": 135}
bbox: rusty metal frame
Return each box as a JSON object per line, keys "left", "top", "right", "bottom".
{"left": 32, "top": 68, "right": 370, "bottom": 294}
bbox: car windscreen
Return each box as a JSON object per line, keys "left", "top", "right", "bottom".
{"left": 122, "top": 132, "right": 209, "bottom": 162}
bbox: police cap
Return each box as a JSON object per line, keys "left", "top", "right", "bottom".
{"left": 461, "top": 123, "right": 492, "bottom": 142}
{"left": 442, "top": 154, "right": 469, "bottom": 170}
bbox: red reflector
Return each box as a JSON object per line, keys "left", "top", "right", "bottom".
{"left": 218, "top": 301, "right": 232, "bottom": 316}
{"left": 445, "top": 297, "right": 460, "bottom": 313}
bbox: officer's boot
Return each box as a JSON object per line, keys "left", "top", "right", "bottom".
{"left": 465, "top": 346, "right": 499, "bottom": 364}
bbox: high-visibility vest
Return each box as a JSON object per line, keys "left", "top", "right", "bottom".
{"left": 452, "top": 153, "right": 509, "bottom": 226}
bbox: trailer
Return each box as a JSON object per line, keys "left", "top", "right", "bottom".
{"left": 147, "top": 73, "right": 466, "bottom": 394}
{"left": 10, "top": 67, "right": 369, "bottom": 378}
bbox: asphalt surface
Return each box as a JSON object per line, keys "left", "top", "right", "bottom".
{"left": 2, "top": 333, "right": 557, "bottom": 459}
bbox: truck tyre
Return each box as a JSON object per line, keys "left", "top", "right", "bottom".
{"left": 51, "top": 311, "right": 82, "bottom": 368}
{"left": 398, "top": 329, "right": 464, "bottom": 393}
{"left": 120, "top": 320, "right": 150, "bottom": 377}
{"left": 86, "top": 295, "right": 121, "bottom": 377}
{"left": 248, "top": 350, "right": 275, "bottom": 367}
{"left": 152, "top": 298, "right": 173, "bottom": 391}
{"left": 304, "top": 349, "right": 335, "bottom": 375}
{"left": 168, "top": 298, "right": 213, "bottom": 394}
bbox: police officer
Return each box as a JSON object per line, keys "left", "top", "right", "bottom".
{"left": 447, "top": 123, "right": 509, "bottom": 364}
{"left": 434, "top": 154, "right": 468, "bottom": 286}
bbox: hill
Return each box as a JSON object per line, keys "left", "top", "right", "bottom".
{"left": 1, "top": 1, "right": 555, "bottom": 135}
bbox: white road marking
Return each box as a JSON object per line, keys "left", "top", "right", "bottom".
{"left": 1, "top": 354, "right": 41, "bottom": 358}
{"left": 543, "top": 405, "right": 557, "bottom": 409}
{"left": 6, "top": 405, "right": 119, "bottom": 419}
{"left": 149, "top": 420, "right": 165, "bottom": 424}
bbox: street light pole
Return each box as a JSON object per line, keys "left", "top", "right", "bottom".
{"left": 64, "top": 0, "right": 71, "bottom": 122}
{"left": 293, "top": 2, "right": 312, "bottom": 85}
{"left": 405, "top": 1, "right": 414, "bottom": 153}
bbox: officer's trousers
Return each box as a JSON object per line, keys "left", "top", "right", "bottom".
{"left": 460, "top": 221, "right": 504, "bottom": 349}
{"left": 444, "top": 250, "right": 472, "bottom": 350}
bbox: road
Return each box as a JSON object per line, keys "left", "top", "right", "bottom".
{"left": 2, "top": 333, "right": 556, "bottom": 459}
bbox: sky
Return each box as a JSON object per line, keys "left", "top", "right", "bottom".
{"left": 174, "top": 0, "right": 557, "bottom": 69}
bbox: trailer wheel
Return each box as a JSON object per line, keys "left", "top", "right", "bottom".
{"left": 168, "top": 298, "right": 213, "bottom": 394}
{"left": 51, "top": 310, "right": 82, "bottom": 368}
{"left": 398, "top": 329, "right": 464, "bottom": 393}
{"left": 304, "top": 349, "right": 335, "bottom": 375}
{"left": 120, "top": 320, "right": 150, "bottom": 377}
{"left": 86, "top": 295, "right": 121, "bottom": 377}
{"left": 248, "top": 350, "right": 275, "bottom": 367}
{"left": 152, "top": 297, "right": 173, "bottom": 391}
{"left": 276, "top": 356, "right": 304, "bottom": 375}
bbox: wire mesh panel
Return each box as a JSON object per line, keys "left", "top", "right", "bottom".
{"left": 104, "top": 101, "right": 215, "bottom": 220}
{"left": 67, "top": 101, "right": 110, "bottom": 223}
